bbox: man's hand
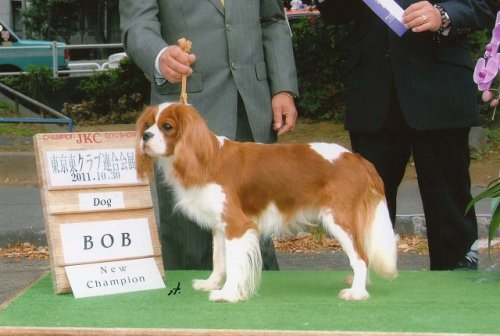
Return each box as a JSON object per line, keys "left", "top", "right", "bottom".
{"left": 158, "top": 45, "right": 196, "bottom": 84}
{"left": 272, "top": 93, "right": 298, "bottom": 136}
{"left": 403, "top": 1, "right": 441, "bottom": 33}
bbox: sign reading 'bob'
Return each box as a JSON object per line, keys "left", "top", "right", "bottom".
{"left": 34, "top": 131, "right": 165, "bottom": 298}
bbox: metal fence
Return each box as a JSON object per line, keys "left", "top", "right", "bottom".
{"left": 0, "top": 43, "right": 125, "bottom": 131}
{"left": 0, "top": 82, "right": 73, "bottom": 132}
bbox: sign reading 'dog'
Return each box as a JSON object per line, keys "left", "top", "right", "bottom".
{"left": 34, "top": 131, "right": 165, "bottom": 298}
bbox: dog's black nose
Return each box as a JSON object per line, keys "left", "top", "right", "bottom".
{"left": 142, "top": 132, "right": 153, "bottom": 141}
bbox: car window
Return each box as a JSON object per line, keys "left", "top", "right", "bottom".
{"left": 0, "top": 23, "right": 18, "bottom": 45}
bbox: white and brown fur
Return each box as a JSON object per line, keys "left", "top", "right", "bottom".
{"left": 136, "top": 103, "right": 398, "bottom": 302}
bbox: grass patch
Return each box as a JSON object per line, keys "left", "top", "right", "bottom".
{"left": 0, "top": 100, "right": 16, "bottom": 117}
{"left": 0, "top": 123, "right": 43, "bottom": 137}
{"left": 1, "top": 271, "right": 499, "bottom": 334}
{"left": 0, "top": 100, "right": 46, "bottom": 137}
{"left": 278, "top": 118, "right": 350, "bottom": 148}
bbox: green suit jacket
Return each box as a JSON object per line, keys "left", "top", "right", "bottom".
{"left": 120, "top": 0, "right": 299, "bottom": 143}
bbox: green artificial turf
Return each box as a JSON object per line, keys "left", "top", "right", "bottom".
{"left": 0, "top": 270, "right": 499, "bottom": 334}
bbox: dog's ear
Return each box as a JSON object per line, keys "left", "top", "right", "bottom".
{"left": 135, "top": 106, "right": 155, "bottom": 181}
{"left": 172, "top": 104, "right": 217, "bottom": 185}
{"left": 136, "top": 143, "right": 154, "bottom": 181}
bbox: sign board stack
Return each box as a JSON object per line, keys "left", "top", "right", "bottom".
{"left": 34, "top": 131, "right": 165, "bottom": 298}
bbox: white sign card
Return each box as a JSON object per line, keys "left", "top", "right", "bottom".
{"left": 46, "top": 148, "right": 140, "bottom": 187}
{"left": 78, "top": 191, "right": 125, "bottom": 211}
{"left": 60, "top": 218, "right": 154, "bottom": 264}
{"left": 65, "top": 258, "right": 165, "bottom": 298}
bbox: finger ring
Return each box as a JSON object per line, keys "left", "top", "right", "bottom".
{"left": 421, "top": 15, "right": 427, "bottom": 21}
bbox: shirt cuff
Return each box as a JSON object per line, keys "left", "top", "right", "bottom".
{"left": 154, "top": 46, "right": 169, "bottom": 86}
{"left": 440, "top": 27, "right": 451, "bottom": 36}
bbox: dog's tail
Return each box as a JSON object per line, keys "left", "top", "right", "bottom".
{"left": 365, "top": 199, "right": 398, "bottom": 279}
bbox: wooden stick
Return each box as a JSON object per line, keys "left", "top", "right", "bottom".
{"left": 177, "top": 38, "right": 192, "bottom": 105}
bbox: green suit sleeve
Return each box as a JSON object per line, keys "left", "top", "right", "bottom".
{"left": 119, "top": 0, "right": 168, "bottom": 81}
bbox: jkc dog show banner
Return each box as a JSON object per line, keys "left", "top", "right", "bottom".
{"left": 34, "top": 131, "right": 165, "bottom": 298}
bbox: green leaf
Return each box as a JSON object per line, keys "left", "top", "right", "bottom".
{"left": 488, "top": 198, "right": 500, "bottom": 248}
{"left": 465, "top": 178, "right": 500, "bottom": 214}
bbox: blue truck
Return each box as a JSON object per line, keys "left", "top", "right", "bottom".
{"left": 0, "top": 20, "right": 69, "bottom": 73}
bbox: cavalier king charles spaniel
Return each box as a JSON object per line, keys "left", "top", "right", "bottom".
{"left": 136, "top": 102, "right": 398, "bottom": 303}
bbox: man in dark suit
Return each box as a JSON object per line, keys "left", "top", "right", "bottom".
{"left": 315, "top": 0, "right": 497, "bottom": 270}
{"left": 120, "top": 0, "right": 299, "bottom": 270}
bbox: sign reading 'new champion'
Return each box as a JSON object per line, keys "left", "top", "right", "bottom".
{"left": 34, "top": 131, "right": 165, "bottom": 298}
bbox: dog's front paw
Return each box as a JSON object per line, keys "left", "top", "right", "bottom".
{"left": 192, "top": 279, "right": 221, "bottom": 292}
{"left": 338, "top": 288, "right": 369, "bottom": 301}
{"left": 209, "top": 289, "right": 244, "bottom": 303}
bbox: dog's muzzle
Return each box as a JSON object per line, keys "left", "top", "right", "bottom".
{"left": 142, "top": 131, "right": 154, "bottom": 142}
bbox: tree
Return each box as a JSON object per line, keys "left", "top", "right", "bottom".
{"left": 21, "top": 0, "right": 80, "bottom": 43}
{"left": 21, "top": 0, "right": 118, "bottom": 43}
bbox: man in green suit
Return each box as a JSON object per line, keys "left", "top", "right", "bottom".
{"left": 119, "top": 0, "right": 299, "bottom": 270}
{"left": 315, "top": 0, "right": 497, "bottom": 270}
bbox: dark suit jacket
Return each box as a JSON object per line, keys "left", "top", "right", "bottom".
{"left": 315, "top": 0, "right": 496, "bottom": 132}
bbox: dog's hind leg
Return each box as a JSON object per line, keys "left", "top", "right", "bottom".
{"left": 320, "top": 211, "right": 370, "bottom": 301}
{"left": 209, "top": 228, "right": 262, "bottom": 303}
{"left": 193, "top": 228, "right": 226, "bottom": 292}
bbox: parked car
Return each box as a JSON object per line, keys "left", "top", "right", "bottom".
{"left": 101, "top": 52, "right": 128, "bottom": 70}
{"left": 0, "top": 20, "right": 69, "bottom": 73}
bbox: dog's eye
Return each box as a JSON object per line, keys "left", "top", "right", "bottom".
{"left": 162, "top": 123, "right": 173, "bottom": 132}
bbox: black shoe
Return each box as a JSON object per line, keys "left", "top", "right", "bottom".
{"left": 455, "top": 250, "right": 478, "bottom": 270}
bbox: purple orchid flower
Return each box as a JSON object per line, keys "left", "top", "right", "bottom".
{"left": 474, "top": 22, "right": 500, "bottom": 91}
{"left": 475, "top": 12, "right": 500, "bottom": 91}
{"left": 485, "top": 22, "right": 500, "bottom": 57}
{"left": 473, "top": 54, "right": 500, "bottom": 91}
{"left": 477, "top": 11, "right": 500, "bottom": 121}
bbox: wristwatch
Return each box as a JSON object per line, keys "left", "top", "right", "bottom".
{"left": 434, "top": 4, "right": 451, "bottom": 34}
